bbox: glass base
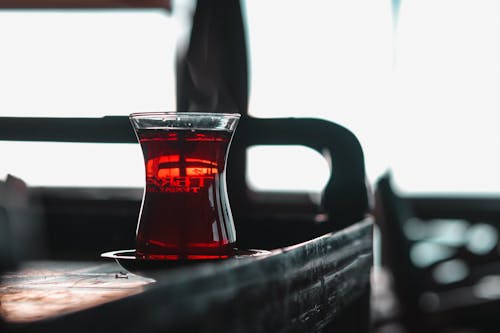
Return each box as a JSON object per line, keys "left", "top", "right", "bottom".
{"left": 101, "top": 249, "right": 271, "bottom": 278}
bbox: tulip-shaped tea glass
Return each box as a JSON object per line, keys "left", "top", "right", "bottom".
{"left": 129, "top": 112, "right": 240, "bottom": 261}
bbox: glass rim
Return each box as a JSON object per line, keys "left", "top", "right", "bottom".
{"left": 129, "top": 112, "right": 241, "bottom": 119}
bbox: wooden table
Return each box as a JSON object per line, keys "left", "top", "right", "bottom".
{"left": 1, "top": 261, "right": 153, "bottom": 323}
{"left": 1, "top": 219, "right": 373, "bottom": 333}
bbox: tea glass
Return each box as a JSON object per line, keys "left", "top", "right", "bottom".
{"left": 129, "top": 112, "right": 240, "bottom": 260}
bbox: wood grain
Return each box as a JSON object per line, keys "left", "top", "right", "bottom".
{"left": 0, "top": 262, "right": 153, "bottom": 322}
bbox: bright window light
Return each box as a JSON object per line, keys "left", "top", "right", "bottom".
{"left": 0, "top": 10, "right": 178, "bottom": 187}
{"left": 245, "top": 0, "right": 500, "bottom": 194}
{"left": 0, "top": 10, "right": 178, "bottom": 117}
{"left": 389, "top": 0, "right": 500, "bottom": 193}
{"left": 0, "top": 141, "right": 144, "bottom": 187}
{"left": 244, "top": 0, "right": 393, "bottom": 192}
{"left": 246, "top": 146, "right": 330, "bottom": 192}
{"left": 2, "top": 2, "right": 500, "bottom": 193}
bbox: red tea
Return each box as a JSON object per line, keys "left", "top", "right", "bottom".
{"left": 135, "top": 128, "right": 236, "bottom": 260}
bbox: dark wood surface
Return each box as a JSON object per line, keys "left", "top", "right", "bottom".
{"left": 1, "top": 218, "right": 373, "bottom": 332}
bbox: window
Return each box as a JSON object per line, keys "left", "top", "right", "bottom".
{"left": 245, "top": 0, "right": 500, "bottom": 194}
{"left": 0, "top": 8, "right": 179, "bottom": 187}
{"left": 1, "top": 0, "right": 500, "bottom": 194}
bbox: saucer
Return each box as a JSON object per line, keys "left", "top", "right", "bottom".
{"left": 101, "top": 249, "right": 271, "bottom": 277}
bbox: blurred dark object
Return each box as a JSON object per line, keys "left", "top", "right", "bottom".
{"left": 0, "top": 205, "right": 14, "bottom": 273}
{"left": 375, "top": 173, "right": 500, "bottom": 332}
{"left": 0, "top": 175, "right": 46, "bottom": 329}
{"left": 176, "top": 0, "right": 247, "bottom": 114}
{"left": 231, "top": 117, "right": 369, "bottom": 248}
{"left": 0, "top": 175, "right": 46, "bottom": 269}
